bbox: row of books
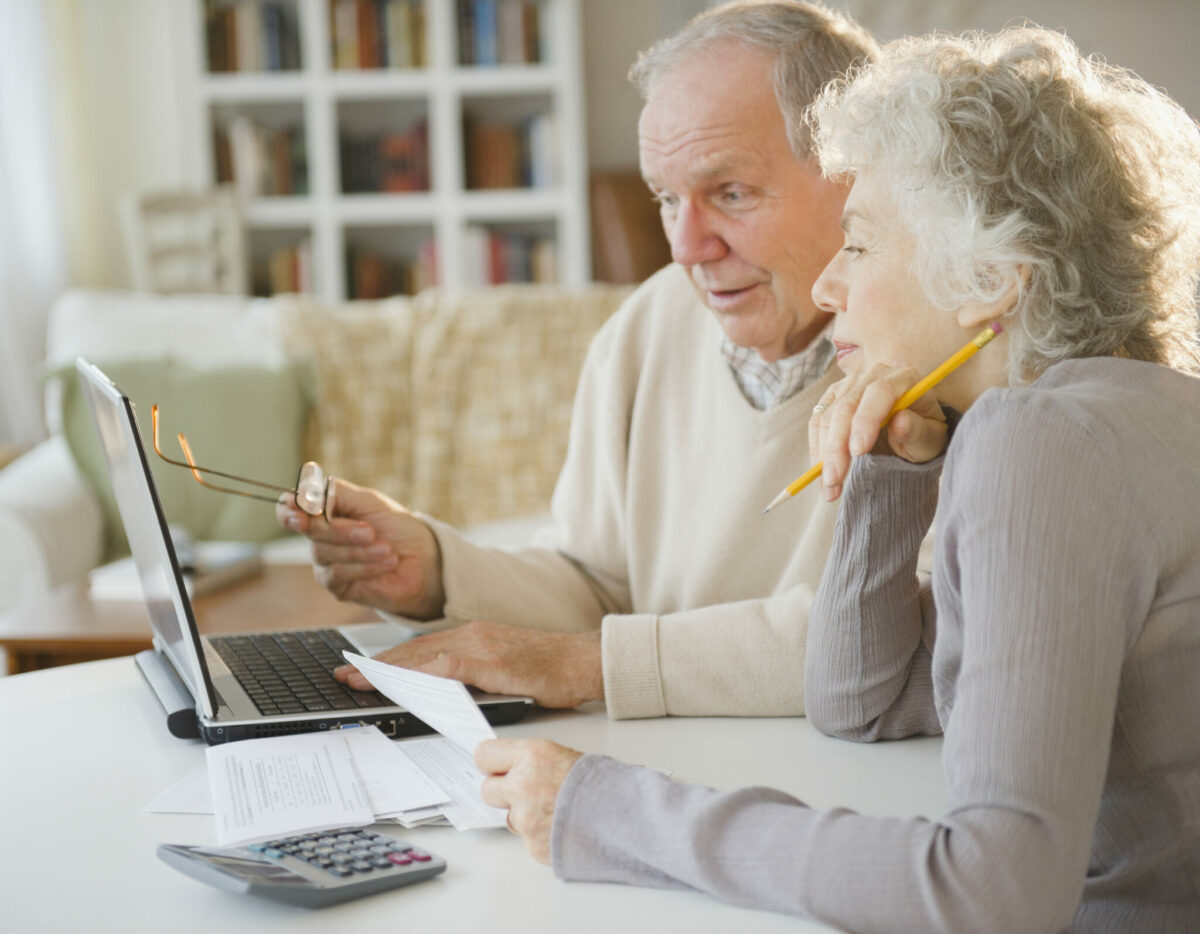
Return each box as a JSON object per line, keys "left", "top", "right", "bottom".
{"left": 253, "top": 239, "right": 315, "bottom": 296}
{"left": 464, "top": 112, "right": 556, "bottom": 190}
{"left": 250, "top": 228, "right": 556, "bottom": 296}
{"left": 340, "top": 120, "right": 430, "bottom": 193}
{"left": 461, "top": 226, "right": 557, "bottom": 286}
{"left": 347, "top": 240, "right": 438, "bottom": 298}
{"left": 206, "top": 1, "right": 302, "bottom": 72}
{"left": 331, "top": 0, "right": 427, "bottom": 70}
{"left": 214, "top": 117, "right": 309, "bottom": 198}
{"left": 457, "top": 0, "right": 543, "bottom": 66}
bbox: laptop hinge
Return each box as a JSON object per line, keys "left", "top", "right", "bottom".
{"left": 135, "top": 649, "right": 200, "bottom": 739}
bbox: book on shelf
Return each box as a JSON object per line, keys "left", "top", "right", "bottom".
{"left": 346, "top": 236, "right": 437, "bottom": 298}
{"left": 257, "top": 238, "right": 313, "bottom": 296}
{"left": 216, "top": 118, "right": 307, "bottom": 197}
{"left": 384, "top": 0, "right": 426, "bottom": 67}
{"left": 331, "top": 0, "right": 426, "bottom": 69}
{"left": 341, "top": 119, "right": 428, "bottom": 193}
{"left": 380, "top": 122, "right": 430, "bottom": 191}
{"left": 464, "top": 119, "right": 521, "bottom": 189}
{"left": 462, "top": 226, "right": 557, "bottom": 286}
{"left": 464, "top": 112, "right": 555, "bottom": 190}
{"left": 205, "top": 1, "right": 300, "bottom": 73}
{"left": 458, "top": 0, "right": 540, "bottom": 66}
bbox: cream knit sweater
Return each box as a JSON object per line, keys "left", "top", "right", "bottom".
{"left": 424, "top": 264, "right": 841, "bottom": 718}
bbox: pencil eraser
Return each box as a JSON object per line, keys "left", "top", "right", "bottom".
{"left": 990, "top": 322, "right": 1003, "bottom": 334}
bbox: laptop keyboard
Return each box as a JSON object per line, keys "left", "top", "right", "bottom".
{"left": 209, "top": 629, "right": 390, "bottom": 716}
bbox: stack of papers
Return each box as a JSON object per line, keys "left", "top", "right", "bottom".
{"left": 146, "top": 655, "right": 509, "bottom": 845}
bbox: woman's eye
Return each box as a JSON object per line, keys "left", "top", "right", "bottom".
{"left": 842, "top": 245, "right": 864, "bottom": 256}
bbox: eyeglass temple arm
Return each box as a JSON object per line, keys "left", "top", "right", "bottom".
{"left": 150, "top": 405, "right": 294, "bottom": 503}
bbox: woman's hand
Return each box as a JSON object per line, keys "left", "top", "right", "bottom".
{"left": 476, "top": 738, "right": 584, "bottom": 864}
{"left": 809, "top": 363, "right": 949, "bottom": 501}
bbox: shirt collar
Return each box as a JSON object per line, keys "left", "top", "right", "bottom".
{"left": 720, "top": 321, "right": 836, "bottom": 410}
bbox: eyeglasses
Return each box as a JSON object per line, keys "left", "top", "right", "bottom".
{"left": 150, "top": 404, "right": 329, "bottom": 518}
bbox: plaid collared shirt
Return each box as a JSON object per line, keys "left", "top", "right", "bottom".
{"left": 720, "top": 322, "right": 836, "bottom": 410}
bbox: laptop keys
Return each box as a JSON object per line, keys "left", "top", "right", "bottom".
{"left": 209, "top": 629, "right": 389, "bottom": 715}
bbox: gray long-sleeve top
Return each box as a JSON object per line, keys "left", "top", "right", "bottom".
{"left": 550, "top": 357, "right": 1200, "bottom": 933}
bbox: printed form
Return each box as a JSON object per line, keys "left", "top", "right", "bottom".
{"left": 199, "top": 656, "right": 507, "bottom": 843}
{"left": 343, "top": 652, "right": 508, "bottom": 830}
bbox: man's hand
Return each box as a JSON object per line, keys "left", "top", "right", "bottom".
{"left": 335, "top": 621, "right": 604, "bottom": 709}
{"left": 809, "top": 363, "right": 949, "bottom": 502}
{"left": 275, "top": 472, "right": 445, "bottom": 619}
{"left": 476, "top": 738, "right": 584, "bottom": 864}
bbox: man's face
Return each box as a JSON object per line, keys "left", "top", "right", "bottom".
{"left": 638, "top": 43, "right": 849, "bottom": 362}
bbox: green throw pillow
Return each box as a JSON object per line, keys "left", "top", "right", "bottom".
{"left": 53, "top": 357, "right": 314, "bottom": 562}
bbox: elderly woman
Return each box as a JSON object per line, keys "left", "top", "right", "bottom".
{"left": 475, "top": 26, "right": 1200, "bottom": 933}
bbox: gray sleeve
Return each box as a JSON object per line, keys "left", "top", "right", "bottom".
{"left": 804, "top": 454, "right": 943, "bottom": 740}
{"left": 553, "top": 400, "right": 1146, "bottom": 933}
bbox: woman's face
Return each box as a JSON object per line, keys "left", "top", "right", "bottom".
{"left": 811, "top": 169, "right": 996, "bottom": 409}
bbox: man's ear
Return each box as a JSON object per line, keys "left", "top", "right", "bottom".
{"left": 956, "top": 263, "right": 1030, "bottom": 329}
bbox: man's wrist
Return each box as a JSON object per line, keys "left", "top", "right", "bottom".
{"left": 402, "top": 522, "right": 447, "bottom": 620}
{"left": 583, "top": 631, "right": 604, "bottom": 702}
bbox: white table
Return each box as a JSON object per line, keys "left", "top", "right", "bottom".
{"left": 0, "top": 657, "right": 947, "bottom": 933}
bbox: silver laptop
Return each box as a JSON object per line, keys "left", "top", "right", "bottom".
{"left": 76, "top": 357, "right": 532, "bottom": 744}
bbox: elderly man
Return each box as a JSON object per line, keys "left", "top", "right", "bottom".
{"left": 278, "top": 1, "right": 878, "bottom": 719}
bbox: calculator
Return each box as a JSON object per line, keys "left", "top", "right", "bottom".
{"left": 157, "top": 827, "right": 446, "bottom": 908}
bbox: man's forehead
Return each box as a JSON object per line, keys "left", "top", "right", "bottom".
{"left": 638, "top": 101, "right": 786, "bottom": 184}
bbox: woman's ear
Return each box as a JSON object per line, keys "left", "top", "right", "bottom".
{"left": 956, "top": 263, "right": 1030, "bottom": 329}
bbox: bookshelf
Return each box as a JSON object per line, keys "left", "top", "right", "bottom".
{"left": 174, "top": 0, "right": 590, "bottom": 300}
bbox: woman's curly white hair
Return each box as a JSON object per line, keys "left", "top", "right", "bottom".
{"left": 808, "top": 26, "right": 1200, "bottom": 379}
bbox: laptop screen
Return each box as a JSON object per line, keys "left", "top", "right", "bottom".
{"left": 76, "top": 358, "right": 219, "bottom": 718}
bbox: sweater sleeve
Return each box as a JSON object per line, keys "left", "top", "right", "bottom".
{"left": 600, "top": 584, "right": 818, "bottom": 719}
{"left": 552, "top": 397, "right": 1151, "bottom": 933}
{"left": 804, "top": 453, "right": 943, "bottom": 740}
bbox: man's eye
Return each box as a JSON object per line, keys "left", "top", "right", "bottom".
{"left": 841, "top": 245, "right": 864, "bottom": 256}
{"left": 653, "top": 193, "right": 678, "bottom": 209}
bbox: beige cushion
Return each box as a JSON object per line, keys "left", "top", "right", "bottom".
{"left": 407, "top": 283, "right": 632, "bottom": 526}
{"left": 281, "top": 295, "right": 418, "bottom": 504}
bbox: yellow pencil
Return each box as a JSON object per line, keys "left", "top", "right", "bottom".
{"left": 761, "top": 322, "right": 1003, "bottom": 514}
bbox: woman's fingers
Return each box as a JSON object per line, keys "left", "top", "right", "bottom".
{"left": 811, "top": 365, "right": 947, "bottom": 501}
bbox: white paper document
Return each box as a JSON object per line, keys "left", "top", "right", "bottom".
{"left": 142, "top": 765, "right": 213, "bottom": 815}
{"left": 340, "top": 724, "right": 449, "bottom": 819}
{"left": 206, "top": 731, "right": 373, "bottom": 845}
{"left": 343, "top": 651, "right": 506, "bottom": 830}
{"left": 342, "top": 651, "right": 496, "bottom": 752}
{"left": 398, "top": 737, "right": 508, "bottom": 830}
{"left": 182, "top": 655, "right": 511, "bottom": 843}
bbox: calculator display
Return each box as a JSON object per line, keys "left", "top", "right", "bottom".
{"left": 194, "top": 852, "right": 310, "bottom": 885}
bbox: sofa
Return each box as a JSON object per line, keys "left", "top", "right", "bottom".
{"left": 0, "top": 281, "right": 633, "bottom": 617}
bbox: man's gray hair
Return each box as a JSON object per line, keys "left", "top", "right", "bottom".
{"left": 628, "top": 1, "right": 878, "bottom": 158}
{"left": 810, "top": 26, "right": 1200, "bottom": 377}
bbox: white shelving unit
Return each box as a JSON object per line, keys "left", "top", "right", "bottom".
{"left": 173, "top": 0, "right": 591, "bottom": 300}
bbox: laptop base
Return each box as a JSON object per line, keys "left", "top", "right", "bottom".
{"left": 137, "top": 646, "right": 532, "bottom": 745}
{"left": 136, "top": 648, "right": 200, "bottom": 739}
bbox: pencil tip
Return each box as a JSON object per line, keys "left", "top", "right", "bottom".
{"left": 762, "top": 489, "right": 788, "bottom": 514}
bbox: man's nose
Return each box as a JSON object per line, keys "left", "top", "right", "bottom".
{"left": 667, "top": 202, "right": 726, "bottom": 267}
